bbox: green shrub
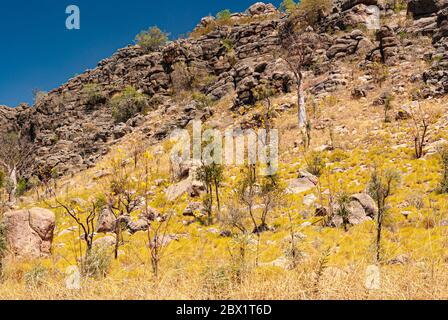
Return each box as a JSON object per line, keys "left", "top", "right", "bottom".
{"left": 135, "top": 26, "right": 169, "bottom": 52}
{"left": 82, "top": 246, "right": 112, "bottom": 279}
{"left": 24, "top": 264, "right": 48, "bottom": 288}
{"left": 279, "top": 0, "right": 298, "bottom": 13}
{"left": 83, "top": 83, "right": 106, "bottom": 109}
{"left": 292, "top": 0, "right": 332, "bottom": 27}
{"left": 16, "top": 178, "right": 28, "bottom": 197}
{"left": 192, "top": 92, "right": 213, "bottom": 110}
{"left": 110, "top": 86, "right": 148, "bottom": 123}
{"left": 216, "top": 9, "right": 232, "bottom": 23}
{"left": 306, "top": 151, "right": 326, "bottom": 177}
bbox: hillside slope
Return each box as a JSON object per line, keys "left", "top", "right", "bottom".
{"left": 1, "top": 0, "right": 448, "bottom": 300}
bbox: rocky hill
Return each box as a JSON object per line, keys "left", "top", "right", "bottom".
{"left": 1, "top": 0, "right": 448, "bottom": 300}
{"left": 1, "top": 0, "right": 446, "bottom": 180}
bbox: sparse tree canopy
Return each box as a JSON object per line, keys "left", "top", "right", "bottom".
{"left": 135, "top": 26, "right": 169, "bottom": 52}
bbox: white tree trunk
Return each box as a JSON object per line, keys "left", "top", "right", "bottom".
{"left": 297, "top": 77, "right": 307, "bottom": 128}
{"left": 9, "top": 166, "right": 17, "bottom": 202}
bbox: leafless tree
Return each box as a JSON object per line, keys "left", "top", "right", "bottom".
{"left": 147, "top": 212, "right": 173, "bottom": 278}
{"left": 106, "top": 159, "right": 142, "bottom": 259}
{"left": 51, "top": 198, "right": 101, "bottom": 268}
{"left": 409, "top": 102, "right": 430, "bottom": 159}
{"left": 280, "top": 20, "right": 320, "bottom": 130}
{"left": 367, "top": 166, "right": 401, "bottom": 263}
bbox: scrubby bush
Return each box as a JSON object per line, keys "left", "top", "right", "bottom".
{"left": 24, "top": 264, "right": 48, "bottom": 288}
{"left": 216, "top": 9, "right": 232, "bottom": 23}
{"left": 292, "top": 0, "right": 332, "bottom": 27}
{"left": 306, "top": 151, "right": 325, "bottom": 177}
{"left": 83, "top": 83, "right": 106, "bottom": 110}
{"left": 192, "top": 92, "right": 213, "bottom": 111}
{"left": 110, "top": 86, "right": 148, "bottom": 123}
{"left": 135, "top": 26, "right": 169, "bottom": 52}
{"left": 15, "top": 178, "right": 27, "bottom": 197}
{"left": 82, "top": 245, "right": 112, "bottom": 278}
{"left": 279, "top": 0, "right": 298, "bottom": 13}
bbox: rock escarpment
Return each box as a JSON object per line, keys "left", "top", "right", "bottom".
{"left": 0, "top": 1, "right": 447, "bottom": 182}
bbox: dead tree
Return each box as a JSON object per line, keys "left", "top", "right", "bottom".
{"left": 410, "top": 102, "right": 430, "bottom": 159}
{"left": 52, "top": 199, "right": 101, "bottom": 268}
{"left": 280, "top": 19, "right": 320, "bottom": 130}
{"left": 106, "top": 159, "right": 141, "bottom": 259}
{"left": 147, "top": 213, "right": 173, "bottom": 278}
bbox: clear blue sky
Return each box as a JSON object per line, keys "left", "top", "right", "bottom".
{"left": 0, "top": 0, "right": 282, "bottom": 106}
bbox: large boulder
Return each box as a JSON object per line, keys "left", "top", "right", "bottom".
{"left": 3, "top": 208, "right": 55, "bottom": 258}
{"left": 331, "top": 193, "right": 378, "bottom": 227}
{"left": 408, "top": 0, "right": 448, "bottom": 18}
{"left": 246, "top": 2, "right": 277, "bottom": 16}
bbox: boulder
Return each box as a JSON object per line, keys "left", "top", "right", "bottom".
{"left": 332, "top": 193, "right": 378, "bottom": 227}
{"left": 3, "top": 208, "right": 55, "bottom": 258}
{"left": 97, "top": 208, "right": 116, "bottom": 233}
{"left": 408, "top": 0, "right": 448, "bottom": 18}
{"left": 246, "top": 2, "right": 277, "bottom": 16}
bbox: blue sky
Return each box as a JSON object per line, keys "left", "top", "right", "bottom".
{"left": 0, "top": 0, "right": 282, "bottom": 106}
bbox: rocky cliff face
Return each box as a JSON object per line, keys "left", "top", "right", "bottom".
{"left": 1, "top": 1, "right": 447, "bottom": 180}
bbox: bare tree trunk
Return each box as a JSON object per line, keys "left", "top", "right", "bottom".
{"left": 297, "top": 75, "right": 307, "bottom": 128}
{"left": 8, "top": 166, "right": 17, "bottom": 203}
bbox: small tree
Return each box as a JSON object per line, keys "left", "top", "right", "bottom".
{"left": 258, "top": 174, "right": 283, "bottom": 233}
{"left": 368, "top": 166, "right": 401, "bottom": 263}
{"left": 53, "top": 198, "right": 102, "bottom": 269}
{"left": 336, "top": 192, "right": 351, "bottom": 232}
{"left": 106, "top": 159, "right": 141, "bottom": 259}
{"left": 409, "top": 102, "right": 430, "bottom": 159}
{"left": 197, "top": 163, "right": 224, "bottom": 225}
{"left": 135, "top": 26, "right": 169, "bottom": 52}
{"left": 147, "top": 212, "right": 172, "bottom": 278}
{"left": 110, "top": 86, "right": 148, "bottom": 123}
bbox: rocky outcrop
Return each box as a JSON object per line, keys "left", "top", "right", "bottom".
{"left": 407, "top": 0, "right": 448, "bottom": 18}
{"left": 3, "top": 208, "right": 55, "bottom": 258}
{"left": 422, "top": 7, "right": 448, "bottom": 95}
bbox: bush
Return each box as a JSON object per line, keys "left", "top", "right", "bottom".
{"left": 135, "top": 26, "right": 169, "bottom": 52}
{"left": 192, "top": 92, "right": 213, "bottom": 111}
{"left": 292, "top": 0, "right": 332, "bottom": 27}
{"left": 16, "top": 178, "right": 28, "bottom": 197}
{"left": 110, "top": 86, "right": 148, "bottom": 123}
{"left": 279, "top": 0, "right": 298, "bottom": 13}
{"left": 306, "top": 151, "right": 326, "bottom": 177}
{"left": 82, "top": 246, "right": 112, "bottom": 279}
{"left": 216, "top": 9, "right": 232, "bottom": 23}
{"left": 83, "top": 83, "right": 106, "bottom": 110}
{"left": 24, "top": 264, "right": 49, "bottom": 288}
